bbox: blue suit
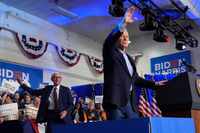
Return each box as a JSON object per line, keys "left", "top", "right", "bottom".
{"left": 21, "top": 84, "right": 73, "bottom": 123}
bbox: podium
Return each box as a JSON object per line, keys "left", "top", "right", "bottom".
{"left": 155, "top": 72, "right": 200, "bottom": 133}
{"left": 155, "top": 72, "right": 200, "bottom": 117}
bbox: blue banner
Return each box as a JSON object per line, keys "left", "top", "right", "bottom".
{"left": 71, "top": 83, "right": 103, "bottom": 99}
{"left": 150, "top": 117, "right": 195, "bottom": 133}
{"left": 151, "top": 51, "right": 191, "bottom": 75}
{"left": 0, "top": 60, "right": 43, "bottom": 91}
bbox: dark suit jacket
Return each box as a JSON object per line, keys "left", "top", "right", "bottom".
{"left": 21, "top": 84, "right": 73, "bottom": 123}
{"left": 103, "top": 26, "right": 157, "bottom": 113}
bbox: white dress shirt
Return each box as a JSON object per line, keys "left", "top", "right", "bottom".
{"left": 119, "top": 49, "right": 134, "bottom": 91}
{"left": 119, "top": 49, "right": 133, "bottom": 76}
{"left": 48, "top": 85, "right": 60, "bottom": 110}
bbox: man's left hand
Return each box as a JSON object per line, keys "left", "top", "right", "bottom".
{"left": 60, "top": 110, "right": 68, "bottom": 119}
{"left": 156, "top": 80, "right": 168, "bottom": 86}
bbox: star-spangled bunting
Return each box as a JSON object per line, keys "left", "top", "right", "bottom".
{"left": 1, "top": 27, "right": 104, "bottom": 74}
{"left": 87, "top": 56, "right": 103, "bottom": 74}
{"left": 56, "top": 46, "right": 81, "bottom": 66}
{"left": 16, "top": 33, "right": 48, "bottom": 58}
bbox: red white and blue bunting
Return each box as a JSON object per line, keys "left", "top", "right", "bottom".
{"left": 87, "top": 56, "right": 103, "bottom": 74}
{"left": 16, "top": 33, "right": 48, "bottom": 58}
{"left": 1, "top": 27, "right": 103, "bottom": 74}
{"left": 56, "top": 46, "right": 81, "bottom": 66}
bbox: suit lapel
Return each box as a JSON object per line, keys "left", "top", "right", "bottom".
{"left": 115, "top": 48, "right": 132, "bottom": 77}
{"left": 47, "top": 86, "right": 53, "bottom": 97}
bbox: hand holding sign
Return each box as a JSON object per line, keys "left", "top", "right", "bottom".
{"left": 0, "top": 103, "right": 18, "bottom": 121}
{"left": 1, "top": 79, "right": 20, "bottom": 94}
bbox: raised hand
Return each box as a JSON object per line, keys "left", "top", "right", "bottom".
{"left": 15, "top": 73, "right": 23, "bottom": 85}
{"left": 124, "top": 6, "right": 137, "bottom": 25}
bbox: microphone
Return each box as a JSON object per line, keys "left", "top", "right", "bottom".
{"left": 181, "top": 59, "right": 197, "bottom": 73}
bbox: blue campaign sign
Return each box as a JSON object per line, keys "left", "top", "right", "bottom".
{"left": 0, "top": 60, "right": 43, "bottom": 91}
{"left": 71, "top": 83, "right": 103, "bottom": 99}
{"left": 151, "top": 51, "right": 191, "bottom": 75}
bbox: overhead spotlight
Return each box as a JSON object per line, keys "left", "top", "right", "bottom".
{"left": 139, "top": 8, "right": 156, "bottom": 31}
{"left": 153, "top": 25, "right": 169, "bottom": 42}
{"left": 189, "top": 39, "right": 198, "bottom": 48}
{"left": 109, "top": 0, "right": 126, "bottom": 17}
{"left": 186, "top": 38, "right": 198, "bottom": 48}
{"left": 175, "top": 36, "right": 187, "bottom": 50}
{"left": 183, "top": 33, "right": 198, "bottom": 48}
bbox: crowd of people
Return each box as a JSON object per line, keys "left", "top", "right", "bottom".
{"left": 0, "top": 91, "right": 39, "bottom": 123}
{"left": 0, "top": 91, "right": 107, "bottom": 124}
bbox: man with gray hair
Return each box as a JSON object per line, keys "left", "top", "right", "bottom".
{"left": 18, "top": 72, "right": 73, "bottom": 132}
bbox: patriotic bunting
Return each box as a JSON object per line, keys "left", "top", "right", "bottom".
{"left": 56, "top": 46, "right": 81, "bottom": 67}
{"left": 1, "top": 27, "right": 103, "bottom": 74}
{"left": 87, "top": 56, "right": 103, "bottom": 74}
{"left": 16, "top": 33, "right": 48, "bottom": 58}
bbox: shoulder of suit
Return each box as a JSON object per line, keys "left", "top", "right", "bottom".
{"left": 44, "top": 85, "right": 53, "bottom": 90}
{"left": 60, "top": 85, "right": 70, "bottom": 90}
{"left": 46, "top": 85, "right": 53, "bottom": 88}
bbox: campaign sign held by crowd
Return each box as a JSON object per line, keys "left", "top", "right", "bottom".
{"left": 0, "top": 60, "right": 43, "bottom": 92}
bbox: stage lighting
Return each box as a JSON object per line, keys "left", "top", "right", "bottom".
{"left": 189, "top": 39, "right": 198, "bottom": 48}
{"left": 139, "top": 8, "right": 156, "bottom": 31}
{"left": 175, "top": 38, "right": 186, "bottom": 50}
{"left": 153, "top": 26, "right": 169, "bottom": 42}
{"left": 109, "top": 0, "right": 126, "bottom": 17}
{"left": 183, "top": 33, "right": 198, "bottom": 48}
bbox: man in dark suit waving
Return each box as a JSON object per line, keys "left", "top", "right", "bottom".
{"left": 103, "top": 6, "right": 166, "bottom": 120}
{"left": 18, "top": 72, "right": 73, "bottom": 132}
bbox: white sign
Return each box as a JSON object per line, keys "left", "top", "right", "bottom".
{"left": 1, "top": 79, "right": 20, "bottom": 94}
{"left": 0, "top": 103, "right": 18, "bottom": 120}
{"left": 24, "top": 105, "right": 39, "bottom": 119}
{"left": 95, "top": 96, "right": 103, "bottom": 103}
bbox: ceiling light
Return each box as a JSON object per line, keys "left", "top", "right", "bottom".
{"left": 153, "top": 25, "right": 169, "bottom": 42}
{"left": 139, "top": 8, "right": 156, "bottom": 31}
{"left": 109, "top": 0, "right": 126, "bottom": 17}
{"left": 175, "top": 37, "right": 187, "bottom": 50}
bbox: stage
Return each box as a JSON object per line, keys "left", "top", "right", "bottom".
{"left": 52, "top": 117, "right": 195, "bottom": 133}
{"left": 0, "top": 117, "right": 195, "bottom": 133}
